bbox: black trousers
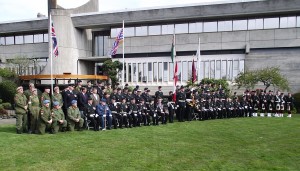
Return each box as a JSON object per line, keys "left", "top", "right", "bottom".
{"left": 178, "top": 102, "right": 186, "bottom": 122}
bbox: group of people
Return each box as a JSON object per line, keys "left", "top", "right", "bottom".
{"left": 14, "top": 80, "right": 295, "bottom": 134}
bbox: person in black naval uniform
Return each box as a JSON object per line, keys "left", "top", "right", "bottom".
{"left": 108, "top": 97, "right": 122, "bottom": 129}
{"left": 85, "top": 97, "right": 101, "bottom": 131}
{"left": 176, "top": 86, "right": 186, "bottom": 122}
{"left": 129, "top": 97, "right": 140, "bottom": 127}
{"left": 155, "top": 86, "right": 164, "bottom": 101}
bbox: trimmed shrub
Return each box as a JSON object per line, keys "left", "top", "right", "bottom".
{"left": 0, "top": 80, "right": 17, "bottom": 104}
{"left": 2, "top": 103, "right": 12, "bottom": 110}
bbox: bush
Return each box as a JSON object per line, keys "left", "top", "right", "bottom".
{"left": 0, "top": 80, "right": 17, "bottom": 104}
{"left": 0, "top": 99, "right": 2, "bottom": 104}
{"left": 2, "top": 103, "right": 12, "bottom": 110}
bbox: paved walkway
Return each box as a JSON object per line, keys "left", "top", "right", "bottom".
{"left": 0, "top": 118, "right": 15, "bottom": 125}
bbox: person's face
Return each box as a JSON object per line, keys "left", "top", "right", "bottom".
{"left": 32, "top": 89, "right": 37, "bottom": 95}
{"left": 92, "top": 88, "right": 97, "bottom": 93}
{"left": 55, "top": 87, "right": 60, "bottom": 93}
{"left": 101, "top": 101, "right": 106, "bottom": 105}
{"left": 88, "top": 82, "right": 91, "bottom": 86}
{"left": 45, "top": 89, "right": 50, "bottom": 93}
{"left": 54, "top": 105, "right": 60, "bottom": 109}
{"left": 44, "top": 103, "right": 50, "bottom": 108}
{"left": 18, "top": 88, "right": 23, "bottom": 94}
{"left": 72, "top": 103, "right": 77, "bottom": 107}
{"left": 82, "top": 89, "right": 87, "bottom": 93}
{"left": 69, "top": 86, "right": 74, "bottom": 91}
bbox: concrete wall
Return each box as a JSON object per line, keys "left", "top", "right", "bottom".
{"left": 245, "top": 48, "right": 300, "bottom": 93}
{"left": 110, "top": 28, "right": 300, "bottom": 54}
{"left": 0, "top": 43, "right": 48, "bottom": 60}
{"left": 72, "top": 0, "right": 300, "bottom": 28}
{"left": 41, "top": 0, "right": 97, "bottom": 76}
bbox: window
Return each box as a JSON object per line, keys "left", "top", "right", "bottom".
{"left": 233, "top": 20, "right": 248, "bottom": 31}
{"left": 200, "top": 61, "right": 204, "bottom": 80}
{"left": 163, "top": 62, "right": 168, "bottom": 82}
{"left": 44, "top": 33, "right": 48, "bottom": 42}
{"left": 227, "top": 60, "right": 233, "bottom": 80}
{"left": 153, "top": 62, "right": 158, "bottom": 81}
{"left": 215, "top": 60, "right": 221, "bottom": 79}
{"left": 188, "top": 61, "right": 192, "bottom": 81}
{"left": 34, "top": 34, "right": 43, "bottom": 43}
{"left": 149, "top": 25, "right": 161, "bottom": 35}
{"left": 136, "top": 26, "right": 148, "bottom": 36}
{"left": 264, "top": 17, "right": 279, "bottom": 29}
{"left": 233, "top": 60, "right": 239, "bottom": 78}
{"left": 297, "top": 16, "right": 300, "bottom": 27}
{"left": 148, "top": 63, "right": 153, "bottom": 82}
{"left": 169, "top": 62, "right": 174, "bottom": 81}
{"left": 175, "top": 24, "right": 188, "bottom": 34}
{"left": 111, "top": 28, "right": 122, "bottom": 38}
{"left": 221, "top": 60, "right": 227, "bottom": 79}
{"left": 210, "top": 61, "right": 215, "bottom": 78}
{"left": 5, "top": 36, "right": 14, "bottom": 45}
{"left": 125, "top": 27, "right": 135, "bottom": 37}
{"left": 158, "top": 62, "right": 163, "bottom": 82}
{"left": 177, "top": 62, "right": 182, "bottom": 81}
{"left": 143, "top": 63, "right": 147, "bottom": 82}
{"left": 189, "top": 22, "right": 203, "bottom": 33}
{"left": 133, "top": 63, "right": 137, "bottom": 82}
{"left": 204, "top": 22, "right": 217, "bottom": 32}
{"left": 280, "top": 16, "right": 296, "bottom": 28}
{"left": 204, "top": 61, "right": 209, "bottom": 78}
{"left": 0, "top": 37, "right": 5, "bottom": 45}
{"left": 138, "top": 63, "right": 142, "bottom": 82}
{"left": 239, "top": 60, "right": 245, "bottom": 73}
{"left": 15, "top": 35, "right": 23, "bottom": 44}
{"left": 248, "top": 19, "right": 263, "bottom": 30}
{"left": 128, "top": 63, "right": 132, "bottom": 82}
{"left": 162, "top": 24, "right": 174, "bottom": 35}
{"left": 181, "top": 62, "right": 188, "bottom": 81}
{"left": 24, "top": 35, "right": 33, "bottom": 43}
{"left": 218, "top": 20, "right": 232, "bottom": 32}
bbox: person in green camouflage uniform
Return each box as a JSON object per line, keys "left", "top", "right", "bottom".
{"left": 14, "top": 86, "right": 28, "bottom": 134}
{"left": 28, "top": 88, "right": 40, "bottom": 134}
{"left": 41, "top": 86, "right": 51, "bottom": 107}
{"left": 67, "top": 100, "right": 84, "bottom": 131}
{"left": 38, "top": 100, "right": 53, "bottom": 134}
{"left": 51, "top": 101, "right": 67, "bottom": 133}
{"left": 52, "top": 86, "right": 63, "bottom": 107}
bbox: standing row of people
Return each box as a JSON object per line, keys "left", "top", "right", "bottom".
{"left": 14, "top": 81, "right": 295, "bottom": 134}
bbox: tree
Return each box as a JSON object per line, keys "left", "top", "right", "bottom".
{"left": 7, "top": 55, "right": 35, "bottom": 75}
{"left": 235, "top": 67, "right": 290, "bottom": 91}
{"left": 102, "top": 60, "right": 123, "bottom": 88}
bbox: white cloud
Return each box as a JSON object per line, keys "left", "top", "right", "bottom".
{"left": 0, "top": 0, "right": 224, "bottom": 22}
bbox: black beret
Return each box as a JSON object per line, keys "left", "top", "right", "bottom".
{"left": 144, "top": 87, "right": 148, "bottom": 90}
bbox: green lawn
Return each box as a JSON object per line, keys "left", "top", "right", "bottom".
{"left": 1, "top": 116, "right": 300, "bottom": 171}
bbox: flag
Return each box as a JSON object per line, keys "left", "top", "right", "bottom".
{"left": 192, "top": 59, "right": 196, "bottom": 83}
{"left": 51, "top": 22, "right": 58, "bottom": 57}
{"left": 110, "top": 29, "right": 124, "bottom": 56}
{"left": 173, "top": 61, "right": 178, "bottom": 102}
{"left": 171, "top": 33, "right": 176, "bottom": 62}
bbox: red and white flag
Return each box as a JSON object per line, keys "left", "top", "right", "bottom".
{"left": 173, "top": 61, "right": 178, "bottom": 102}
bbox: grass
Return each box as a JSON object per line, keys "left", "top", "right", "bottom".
{"left": 0, "top": 115, "right": 300, "bottom": 171}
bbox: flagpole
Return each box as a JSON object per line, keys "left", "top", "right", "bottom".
{"left": 122, "top": 20, "right": 125, "bottom": 88}
{"left": 49, "top": 13, "right": 53, "bottom": 95}
{"left": 197, "top": 37, "right": 201, "bottom": 82}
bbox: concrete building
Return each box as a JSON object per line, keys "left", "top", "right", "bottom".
{"left": 0, "top": 0, "right": 300, "bottom": 92}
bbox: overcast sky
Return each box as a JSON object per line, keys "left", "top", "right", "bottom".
{"left": 0, "top": 0, "right": 226, "bottom": 22}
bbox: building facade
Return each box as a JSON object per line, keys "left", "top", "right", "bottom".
{"left": 0, "top": 0, "right": 300, "bottom": 92}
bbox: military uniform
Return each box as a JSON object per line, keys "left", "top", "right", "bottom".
{"left": 52, "top": 92, "right": 63, "bottom": 107}
{"left": 41, "top": 92, "right": 51, "bottom": 107}
{"left": 28, "top": 94, "right": 40, "bottom": 133}
{"left": 52, "top": 107, "right": 67, "bottom": 133}
{"left": 96, "top": 102, "right": 112, "bottom": 130}
{"left": 176, "top": 89, "right": 186, "bottom": 122}
{"left": 38, "top": 106, "right": 52, "bottom": 134}
{"left": 85, "top": 102, "right": 100, "bottom": 131}
{"left": 129, "top": 101, "right": 140, "bottom": 127}
{"left": 14, "top": 92, "right": 28, "bottom": 133}
{"left": 67, "top": 106, "right": 84, "bottom": 131}
{"left": 119, "top": 100, "right": 132, "bottom": 128}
